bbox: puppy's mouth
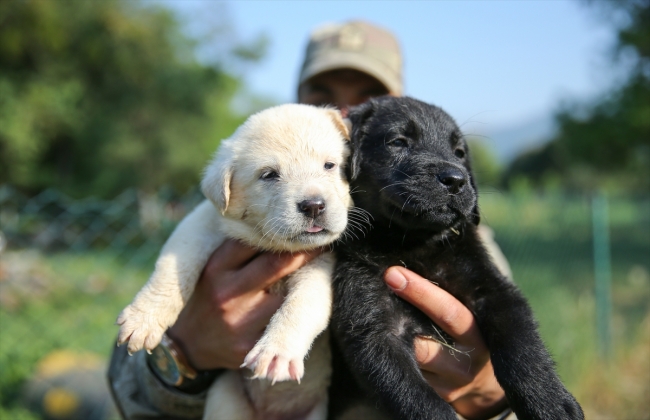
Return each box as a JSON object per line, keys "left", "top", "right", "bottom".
{"left": 294, "top": 226, "right": 332, "bottom": 244}
{"left": 296, "top": 221, "right": 331, "bottom": 238}
{"left": 382, "top": 190, "right": 464, "bottom": 229}
{"left": 306, "top": 225, "right": 324, "bottom": 233}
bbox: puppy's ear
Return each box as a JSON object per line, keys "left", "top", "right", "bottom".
{"left": 201, "top": 141, "right": 234, "bottom": 215}
{"left": 346, "top": 100, "right": 376, "bottom": 180}
{"left": 326, "top": 109, "right": 351, "bottom": 140}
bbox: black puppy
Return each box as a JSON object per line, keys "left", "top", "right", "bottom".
{"left": 330, "top": 96, "right": 583, "bottom": 420}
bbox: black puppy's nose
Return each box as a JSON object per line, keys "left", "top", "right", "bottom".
{"left": 298, "top": 199, "right": 326, "bottom": 218}
{"left": 437, "top": 169, "right": 466, "bottom": 193}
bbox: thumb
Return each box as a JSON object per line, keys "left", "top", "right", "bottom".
{"left": 385, "top": 265, "right": 426, "bottom": 293}
{"left": 384, "top": 266, "right": 479, "bottom": 342}
{"left": 384, "top": 266, "right": 410, "bottom": 291}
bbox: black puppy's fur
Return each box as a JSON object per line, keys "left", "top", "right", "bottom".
{"left": 330, "top": 97, "right": 584, "bottom": 420}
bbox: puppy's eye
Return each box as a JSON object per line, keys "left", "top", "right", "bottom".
{"left": 454, "top": 148, "right": 466, "bottom": 159}
{"left": 260, "top": 170, "right": 280, "bottom": 181}
{"left": 324, "top": 162, "right": 336, "bottom": 170}
{"left": 387, "top": 138, "right": 408, "bottom": 148}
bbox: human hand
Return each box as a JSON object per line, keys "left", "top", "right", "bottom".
{"left": 168, "top": 239, "right": 321, "bottom": 371}
{"left": 384, "top": 266, "right": 508, "bottom": 420}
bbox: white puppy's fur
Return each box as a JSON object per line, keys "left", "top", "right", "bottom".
{"left": 116, "top": 104, "right": 352, "bottom": 420}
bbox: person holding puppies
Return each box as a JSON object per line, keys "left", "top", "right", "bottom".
{"left": 109, "top": 20, "right": 514, "bottom": 420}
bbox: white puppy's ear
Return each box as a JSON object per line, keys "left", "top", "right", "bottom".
{"left": 201, "top": 142, "right": 234, "bottom": 215}
{"left": 326, "top": 109, "right": 351, "bottom": 140}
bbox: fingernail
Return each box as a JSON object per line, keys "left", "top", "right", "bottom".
{"left": 385, "top": 268, "right": 407, "bottom": 291}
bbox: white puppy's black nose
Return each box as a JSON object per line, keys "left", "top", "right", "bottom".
{"left": 437, "top": 169, "right": 466, "bottom": 194}
{"left": 298, "top": 199, "right": 326, "bottom": 218}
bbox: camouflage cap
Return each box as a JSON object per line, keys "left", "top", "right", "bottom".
{"left": 299, "top": 21, "right": 403, "bottom": 95}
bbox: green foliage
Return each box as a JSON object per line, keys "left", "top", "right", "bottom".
{"left": 467, "top": 137, "right": 503, "bottom": 190}
{"left": 0, "top": 0, "right": 263, "bottom": 198}
{"left": 0, "top": 405, "right": 40, "bottom": 420}
{"left": 503, "top": 0, "right": 650, "bottom": 193}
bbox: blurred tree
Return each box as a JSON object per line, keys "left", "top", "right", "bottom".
{"left": 467, "top": 138, "right": 503, "bottom": 191}
{"left": 503, "top": 0, "right": 650, "bottom": 192}
{"left": 0, "top": 0, "right": 265, "bottom": 197}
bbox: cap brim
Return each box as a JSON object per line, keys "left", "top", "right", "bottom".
{"left": 300, "top": 51, "right": 402, "bottom": 96}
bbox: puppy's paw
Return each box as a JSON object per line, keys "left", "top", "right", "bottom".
{"left": 543, "top": 392, "right": 584, "bottom": 420}
{"left": 241, "top": 345, "right": 305, "bottom": 384}
{"left": 115, "top": 303, "right": 176, "bottom": 355}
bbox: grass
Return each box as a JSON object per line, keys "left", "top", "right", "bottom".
{"left": 480, "top": 193, "right": 650, "bottom": 419}
{"left": 0, "top": 251, "right": 149, "bottom": 417}
{"left": 1, "top": 193, "right": 648, "bottom": 418}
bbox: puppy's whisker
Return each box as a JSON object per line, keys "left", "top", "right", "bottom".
{"left": 348, "top": 214, "right": 370, "bottom": 225}
{"left": 274, "top": 222, "right": 291, "bottom": 244}
{"left": 401, "top": 195, "right": 414, "bottom": 213}
{"left": 346, "top": 216, "right": 371, "bottom": 236}
{"left": 388, "top": 207, "right": 398, "bottom": 229}
{"left": 349, "top": 186, "right": 367, "bottom": 195}
{"left": 393, "top": 168, "right": 412, "bottom": 179}
{"left": 348, "top": 219, "right": 371, "bottom": 232}
{"left": 257, "top": 217, "right": 282, "bottom": 238}
{"left": 346, "top": 218, "right": 366, "bottom": 228}
{"left": 345, "top": 225, "right": 366, "bottom": 239}
{"left": 342, "top": 227, "right": 361, "bottom": 241}
{"left": 348, "top": 211, "right": 370, "bottom": 220}
{"left": 260, "top": 218, "right": 285, "bottom": 246}
{"left": 350, "top": 206, "right": 374, "bottom": 221}
{"left": 461, "top": 133, "right": 491, "bottom": 140}
{"left": 257, "top": 215, "right": 282, "bottom": 231}
{"left": 459, "top": 110, "right": 493, "bottom": 129}
{"left": 346, "top": 221, "right": 369, "bottom": 237}
{"left": 347, "top": 213, "right": 373, "bottom": 231}
{"left": 379, "top": 182, "right": 407, "bottom": 192}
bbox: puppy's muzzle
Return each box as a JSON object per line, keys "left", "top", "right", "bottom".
{"left": 436, "top": 167, "right": 467, "bottom": 194}
{"left": 298, "top": 198, "right": 326, "bottom": 218}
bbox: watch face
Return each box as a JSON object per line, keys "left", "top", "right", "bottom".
{"left": 151, "top": 344, "right": 182, "bottom": 386}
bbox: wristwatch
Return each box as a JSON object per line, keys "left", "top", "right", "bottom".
{"left": 146, "top": 333, "right": 221, "bottom": 394}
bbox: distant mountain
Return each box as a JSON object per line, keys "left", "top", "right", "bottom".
{"left": 474, "top": 114, "right": 557, "bottom": 164}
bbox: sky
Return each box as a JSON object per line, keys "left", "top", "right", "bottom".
{"left": 158, "top": 0, "right": 619, "bottom": 160}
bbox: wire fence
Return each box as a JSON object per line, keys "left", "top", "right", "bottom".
{"left": 1, "top": 185, "right": 649, "bottom": 419}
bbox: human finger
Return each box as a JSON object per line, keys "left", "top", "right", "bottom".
{"left": 413, "top": 336, "right": 480, "bottom": 386}
{"left": 204, "top": 239, "right": 260, "bottom": 276}
{"left": 235, "top": 248, "right": 325, "bottom": 294}
{"left": 384, "top": 266, "right": 479, "bottom": 342}
{"left": 232, "top": 291, "right": 285, "bottom": 331}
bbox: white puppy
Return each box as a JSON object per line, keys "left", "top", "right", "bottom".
{"left": 116, "top": 104, "right": 352, "bottom": 420}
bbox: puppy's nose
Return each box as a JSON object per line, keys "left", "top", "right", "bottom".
{"left": 437, "top": 169, "right": 466, "bottom": 194}
{"left": 298, "top": 199, "right": 326, "bottom": 218}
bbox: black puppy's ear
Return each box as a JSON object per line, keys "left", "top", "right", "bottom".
{"left": 346, "top": 100, "right": 376, "bottom": 180}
